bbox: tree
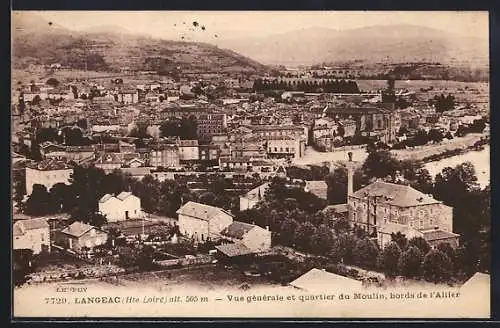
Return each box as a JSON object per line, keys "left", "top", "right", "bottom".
{"left": 46, "top": 78, "right": 60, "bottom": 88}
{"left": 391, "top": 232, "right": 408, "bottom": 251}
{"left": 399, "top": 246, "right": 424, "bottom": 278}
{"left": 198, "top": 191, "right": 219, "bottom": 207}
{"left": 137, "top": 245, "right": 156, "bottom": 270}
{"left": 325, "top": 167, "right": 348, "bottom": 205}
{"left": 31, "top": 95, "right": 42, "bottom": 106}
{"left": 294, "top": 222, "right": 317, "bottom": 252}
{"left": 408, "top": 237, "right": 431, "bottom": 255}
{"left": 437, "top": 242, "right": 457, "bottom": 272}
{"left": 309, "top": 226, "right": 334, "bottom": 255}
{"left": 279, "top": 218, "right": 299, "bottom": 246}
{"left": 29, "top": 140, "right": 42, "bottom": 161}
{"left": 24, "top": 184, "right": 53, "bottom": 216}
{"left": 49, "top": 183, "right": 74, "bottom": 213}
{"left": 422, "top": 249, "right": 453, "bottom": 283}
{"left": 353, "top": 237, "right": 380, "bottom": 269}
{"left": 381, "top": 242, "right": 402, "bottom": 277}
{"left": 362, "top": 150, "right": 400, "bottom": 179}
{"left": 427, "top": 129, "right": 444, "bottom": 144}
{"left": 331, "top": 233, "right": 357, "bottom": 264}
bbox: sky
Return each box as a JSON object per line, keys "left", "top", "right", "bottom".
{"left": 30, "top": 11, "right": 488, "bottom": 42}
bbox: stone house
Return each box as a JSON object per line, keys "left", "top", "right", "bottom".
{"left": 176, "top": 201, "right": 233, "bottom": 242}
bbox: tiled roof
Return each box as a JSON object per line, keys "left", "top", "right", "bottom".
{"left": 220, "top": 221, "right": 259, "bottom": 240}
{"left": 421, "top": 229, "right": 460, "bottom": 241}
{"left": 13, "top": 218, "right": 49, "bottom": 236}
{"left": 290, "top": 268, "right": 362, "bottom": 292}
{"left": 461, "top": 272, "right": 490, "bottom": 290}
{"left": 215, "top": 243, "right": 255, "bottom": 257}
{"left": 322, "top": 203, "right": 349, "bottom": 214}
{"left": 244, "top": 183, "right": 269, "bottom": 200}
{"left": 378, "top": 222, "right": 423, "bottom": 237}
{"left": 116, "top": 191, "right": 132, "bottom": 201}
{"left": 99, "top": 194, "right": 114, "bottom": 203}
{"left": 178, "top": 140, "right": 198, "bottom": 147}
{"left": 95, "top": 153, "right": 122, "bottom": 164}
{"left": 252, "top": 125, "right": 303, "bottom": 131}
{"left": 176, "top": 201, "right": 233, "bottom": 222}
{"left": 61, "top": 221, "right": 96, "bottom": 238}
{"left": 26, "top": 159, "right": 72, "bottom": 171}
{"left": 305, "top": 181, "right": 328, "bottom": 195}
{"left": 352, "top": 180, "right": 440, "bottom": 207}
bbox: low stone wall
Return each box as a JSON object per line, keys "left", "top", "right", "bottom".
{"left": 154, "top": 254, "right": 213, "bottom": 268}
{"left": 26, "top": 265, "right": 125, "bottom": 285}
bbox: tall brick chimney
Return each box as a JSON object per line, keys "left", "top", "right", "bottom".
{"left": 347, "top": 151, "right": 354, "bottom": 197}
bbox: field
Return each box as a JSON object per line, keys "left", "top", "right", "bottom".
{"left": 104, "top": 218, "right": 176, "bottom": 236}
{"left": 357, "top": 79, "right": 489, "bottom": 93}
{"left": 100, "top": 264, "right": 280, "bottom": 293}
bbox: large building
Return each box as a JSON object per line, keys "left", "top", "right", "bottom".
{"left": 196, "top": 113, "right": 227, "bottom": 142}
{"left": 251, "top": 124, "right": 307, "bottom": 142}
{"left": 177, "top": 139, "right": 200, "bottom": 162}
{"left": 266, "top": 136, "right": 306, "bottom": 159}
{"left": 149, "top": 144, "right": 180, "bottom": 168}
{"left": 25, "top": 160, "right": 73, "bottom": 195}
{"left": 347, "top": 179, "right": 459, "bottom": 248}
{"left": 325, "top": 106, "right": 400, "bottom": 144}
{"left": 176, "top": 201, "right": 234, "bottom": 242}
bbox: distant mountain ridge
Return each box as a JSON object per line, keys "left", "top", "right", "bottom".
{"left": 216, "top": 24, "right": 489, "bottom": 66}
{"left": 12, "top": 12, "right": 268, "bottom": 74}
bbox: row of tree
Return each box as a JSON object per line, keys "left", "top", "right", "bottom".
{"left": 253, "top": 78, "right": 360, "bottom": 93}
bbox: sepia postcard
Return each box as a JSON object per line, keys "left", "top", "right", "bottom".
{"left": 11, "top": 10, "right": 490, "bottom": 319}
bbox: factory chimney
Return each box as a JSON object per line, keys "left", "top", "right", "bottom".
{"left": 347, "top": 151, "right": 354, "bottom": 197}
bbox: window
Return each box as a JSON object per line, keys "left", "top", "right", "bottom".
{"left": 285, "top": 147, "right": 289, "bottom": 152}
{"left": 419, "top": 220, "right": 423, "bottom": 228}
{"left": 430, "top": 218, "right": 434, "bottom": 226}
{"left": 274, "top": 147, "right": 277, "bottom": 152}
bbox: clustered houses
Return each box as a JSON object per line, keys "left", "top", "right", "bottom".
{"left": 12, "top": 65, "right": 486, "bottom": 279}
{"left": 176, "top": 201, "right": 271, "bottom": 256}
{"left": 324, "top": 105, "right": 400, "bottom": 144}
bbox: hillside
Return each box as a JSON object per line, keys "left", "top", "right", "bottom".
{"left": 11, "top": 13, "right": 267, "bottom": 74}
{"left": 216, "top": 25, "right": 489, "bottom": 67}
